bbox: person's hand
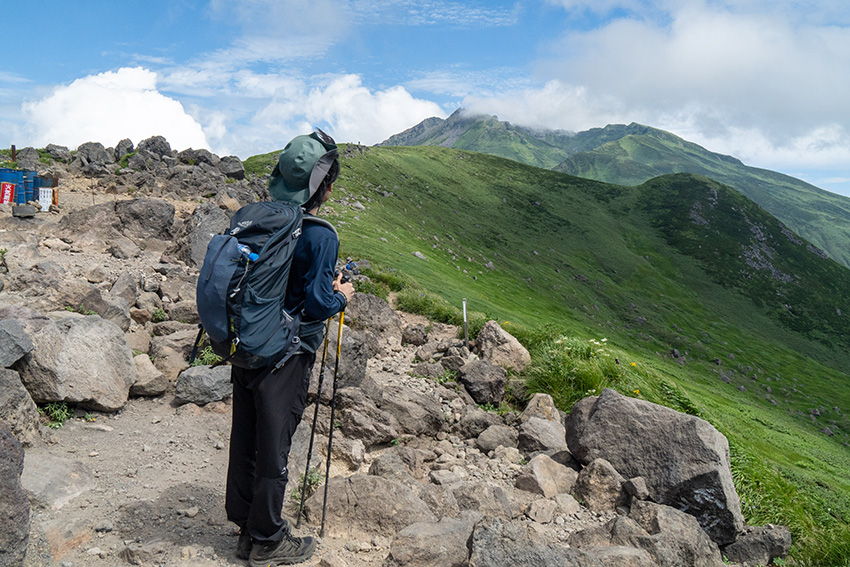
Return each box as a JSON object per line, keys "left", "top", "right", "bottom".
{"left": 334, "top": 273, "right": 355, "bottom": 303}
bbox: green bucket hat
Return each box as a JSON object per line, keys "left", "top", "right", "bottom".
{"left": 268, "top": 130, "right": 338, "bottom": 205}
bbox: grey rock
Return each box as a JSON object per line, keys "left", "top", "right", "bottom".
{"left": 457, "top": 359, "right": 507, "bottom": 405}
{"left": 15, "top": 147, "right": 41, "bottom": 170}
{"left": 386, "top": 513, "right": 480, "bottom": 567}
{"left": 378, "top": 386, "right": 445, "bottom": 437}
{"left": 16, "top": 314, "right": 136, "bottom": 412}
{"left": 721, "top": 524, "right": 792, "bottom": 567}
{"left": 115, "top": 139, "right": 134, "bottom": 161}
{"left": 75, "top": 141, "right": 114, "bottom": 165}
{"left": 131, "top": 354, "right": 168, "bottom": 397}
{"left": 573, "top": 458, "right": 627, "bottom": 513}
{"left": 45, "top": 144, "right": 72, "bottom": 162}
{"left": 109, "top": 272, "right": 139, "bottom": 306}
{"left": 178, "top": 148, "right": 220, "bottom": 167}
{"left": 304, "top": 474, "right": 436, "bottom": 537}
{"left": 452, "top": 482, "right": 513, "bottom": 519}
{"left": 20, "top": 450, "right": 96, "bottom": 510}
{"left": 515, "top": 454, "right": 577, "bottom": 498}
{"left": 0, "top": 368, "right": 40, "bottom": 446}
{"left": 114, "top": 198, "right": 175, "bottom": 241}
{"left": 418, "top": 484, "right": 460, "bottom": 518}
{"left": 475, "top": 320, "right": 531, "bottom": 372}
{"left": 0, "top": 319, "right": 34, "bottom": 367}
{"left": 457, "top": 407, "right": 502, "bottom": 439}
{"left": 585, "top": 546, "right": 657, "bottom": 567}
{"left": 517, "top": 415, "right": 568, "bottom": 454}
{"left": 108, "top": 236, "right": 141, "bottom": 259}
{"left": 337, "top": 387, "right": 400, "bottom": 448}
{"left": 410, "top": 362, "right": 444, "bottom": 381}
{"left": 401, "top": 324, "right": 428, "bottom": 346}
{"left": 519, "top": 392, "right": 561, "bottom": 423}
{"left": 168, "top": 201, "right": 230, "bottom": 267}
{"left": 570, "top": 501, "right": 725, "bottom": 567}
{"left": 566, "top": 388, "right": 744, "bottom": 545}
{"left": 137, "top": 135, "right": 172, "bottom": 159}
{"left": 439, "top": 355, "right": 467, "bottom": 372}
{"left": 524, "top": 498, "right": 558, "bottom": 524}
{"left": 469, "top": 518, "right": 602, "bottom": 567}
{"left": 0, "top": 422, "right": 29, "bottom": 567}
{"left": 346, "top": 293, "right": 403, "bottom": 351}
{"left": 475, "top": 424, "right": 518, "bottom": 453}
{"left": 625, "top": 477, "right": 651, "bottom": 501}
{"left": 323, "top": 321, "right": 370, "bottom": 388}
{"left": 12, "top": 205, "right": 37, "bottom": 218}
{"left": 368, "top": 449, "right": 418, "bottom": 486}
{"left": 218, "top": 155, "right": 245, "bottom": 179}
{"left": 174, "top": 365, "right": 232, "bottom": 405}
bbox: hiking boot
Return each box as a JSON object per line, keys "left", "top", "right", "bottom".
{"left": 236, "top": 532, "right": 252, "bottom": 560}
{"left": 248, "top": 532, "right": 316, "bottom": 566}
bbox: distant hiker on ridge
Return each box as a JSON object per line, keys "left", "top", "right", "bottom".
{"left": 225, "top": 130, "right": 354, "bottom": 566}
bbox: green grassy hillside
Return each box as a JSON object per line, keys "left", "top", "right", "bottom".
{"left": 554, "top": 128, "right": 850, "bottom": 270}
{"left": 382, "top": 112, "right": 850, "bottom": 271}
{"left": 246, "top": 145, "right": 850, "bottom": 565}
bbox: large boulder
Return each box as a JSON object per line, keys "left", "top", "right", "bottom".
{"left": 218, "top": 155, "right": 245, "bottom": 179}
{"left": 0, "top": 422, "right": 29, "bottom": 567}
{"left": 168, "top": 202, "right": 230, "bottom": 267}
{"left": 75, "top": 141, "right": 113, "bottom": 165}
{"left": 0, "top": 368, "right": 40, "bottom": 445}
{"left": 303, "top": 474, "right": 437, "bottom": 537}
{"left": 0, "top": 319, "right": 34, "bottom": 367}
{"left": 321, "top": 321, "right": 370, "bottom": 388}
{"left": 378, "top": 385, "right": 445, "bottom": 437}
{"left": 457, "top": 359, "right": 507, "bottom": 405}
{"left": 721, "top": 525, "right": 792, "bottom": 567}
{"left": 346, "top": 293, "right": 403, "bottom": 352}
{"left": 570, "top": 500, "right": 725, "bottom": 567}
{"left": 566, "top": 389, "right": 744, "bottom": 545}
{"left": 337, "top": 387, "right": 400, "bottom": 448}
{"left": 137, "top": 135, "right": 172, "bottom": 159}
{"left": 174, "top": 365, "right": 233, "bottom": 405}
{"left": 475, "top": 320, "right": 531, "bottom": 372}
{"left": 15, "top": 314, "right": 137, "bottom": 412}
{"left": 114, "top": 198, "right": 175, "bottom": 242}
{"left": 386, "top": 513, "right": 480, "bottom": 567}
{"left": 469, "top": 518, "right": 603, "bottom": 567}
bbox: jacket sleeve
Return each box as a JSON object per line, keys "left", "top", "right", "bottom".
{"left": 302, "top": 229, "right": 346, "bottom": 321}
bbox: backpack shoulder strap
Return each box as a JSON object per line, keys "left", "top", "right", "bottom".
{"left": 302, "top": 213, "right": 338, "bottom": 239}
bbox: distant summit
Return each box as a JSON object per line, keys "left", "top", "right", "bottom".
{"left": 380, "top": 109, "right": 576, "bottom": 169}
{"left": 381, "top": 110, "right": 850, "bottom": 270}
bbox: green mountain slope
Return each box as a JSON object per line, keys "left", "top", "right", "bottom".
{"left": 246, "top": 145, "right": 850, "bottom": 564}
{"left": 555, "top": 128, "right": 850, "bottom": 269}
{"left": 383, "top": 111, "right": 850, "bottom": 271}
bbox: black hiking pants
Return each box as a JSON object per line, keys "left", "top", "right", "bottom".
{"left": 225, "top": 352, "right": 316, "bottom": 545}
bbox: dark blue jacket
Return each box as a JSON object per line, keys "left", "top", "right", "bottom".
{"left": 284, "top": 216, "right": 346, "bottom": 352}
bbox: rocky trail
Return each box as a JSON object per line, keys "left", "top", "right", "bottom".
{"left": 0, "top": 139, "right": 791, "bottom": 567}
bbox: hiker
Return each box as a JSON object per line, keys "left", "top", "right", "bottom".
{"left": 225, "top": 130, "right": 355, "bottom": 566}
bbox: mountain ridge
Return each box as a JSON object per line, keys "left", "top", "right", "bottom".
{"left": 381, "top": 110, "right": 850, "bottom": 269}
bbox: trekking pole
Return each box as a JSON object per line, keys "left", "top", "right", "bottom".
{"left": 296, "top": 317, "right": 332, "bottom": 528}
{"left": 320, "top": 310, "right": 344, "bottom": 537}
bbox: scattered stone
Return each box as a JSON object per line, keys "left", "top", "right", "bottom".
{"left": 475, "top": 320, "right": 531, "bottom": 372}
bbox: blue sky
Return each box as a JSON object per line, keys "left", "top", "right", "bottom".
{"left": 2, "top": 0, "right": 850, "bottom": 197}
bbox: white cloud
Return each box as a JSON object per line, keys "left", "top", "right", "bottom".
{"left": 250, "top": 74, "right": 447, "bottom": 149}
{"left": 22, "top": 67, "right": 208, "bottom": 152}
